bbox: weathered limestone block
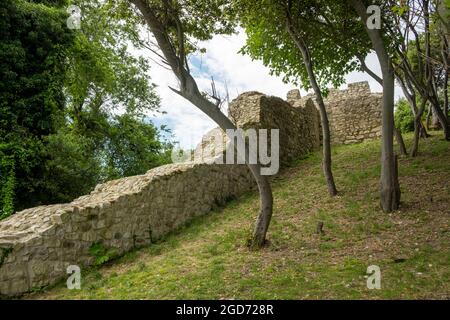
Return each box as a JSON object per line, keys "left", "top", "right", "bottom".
{"left": 229, "top": 92, "right": 321, "bottom": 166}
{"left": 287, "top": 89, "right": 302, "bottom": 104}
{"left": 287, "top": 81, "right": 382, "bottom": 145}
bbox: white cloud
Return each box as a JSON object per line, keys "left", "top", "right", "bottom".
{"left": 144, "top": 31, "right": 295, "bottom": 149}
{"left": 144, "top": 31, "right": 404, "bottom": 149}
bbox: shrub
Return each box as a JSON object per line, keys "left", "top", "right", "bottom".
{"left": 395, "top": 98, "right": 415, "bottom": 133}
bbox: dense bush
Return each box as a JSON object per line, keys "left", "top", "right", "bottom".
{"left": 394, "top": 98, "right": 415, "bottom": 133}
{"left": 0, "top": 0, "right": 73, "bottom": 216}
{"left": 0, "top": 0, "right": 173, "bottom": 218}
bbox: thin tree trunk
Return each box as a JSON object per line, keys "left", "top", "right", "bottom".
{"left": 394, "top": 126, "right": 407, "bottom": 156}
{"left": 442, "top": 34, "right": 449, "bottom": 123}
{"left": 285, "top": 15, "right": 338, "bottom": 197}
{"left": 190, "top": 94, "right": 273, "bottom": 249}
{"left": 410, "top": 99, "right": 427, "bottom": 157}
{"left": 420, "top": 119, "right": 430, "bottom": 138}
{"left": 444, "top": 71, "right": 449, "bottom": 123}
{"left": 370, "top": 71, "right": 406, "bottom": 156}
{"left": 350, "top": 0, "right": 400, "bottom": 212}
{"left": 430, "top": 97, "right": 449, "bottom": 138}
{"left": 360, "top": 60, "right": 406, "bottom": 157}
{"left": 423, "top": 1, "right": 449, "bottom": 140}
{"left": 426, "top": 105, "right": 432, "bottom": 131}
{"left": 395, "top": 73, "right": 429, "bottom": 139}
{"left": 411, "top": 120, "right": 421, "bottom": 157}
{"left": 131, "top": 0, "right": 274, "bottom": 248}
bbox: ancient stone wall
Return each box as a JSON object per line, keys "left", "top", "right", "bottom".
{"left": 228, "top": 92, "right": 321, "bottom": 166}
{"left": 288, "top": 81, "right": 383, "bottom": 145}
{"left": 0, "top": 91, "right": 321, "bottom": 297}
{"left": 0, "top": 83, "right": 381, "bottom": 297}
{"left": 0, "top": 163, "right": 254, "bottom": 296}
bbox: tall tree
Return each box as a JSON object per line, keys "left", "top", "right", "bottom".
{"left": 0, "top": 0, "right": 173, "bottom": 217}
{"left": 391, "top": 0, "right": 450, "bottom": 141}
{"left": 0, "top": 0, "right": 74, "bottom": 216}
{"left": 237, "top": 0, "right": 372, "bottom": 197}
{"left": 48, "top": 0, "right": 173, "bottom": 200}
{"left": 123, "top": 0, "right": 274, "bottom": 248}
{"left": 349, "top": 0, "right": 401, "bottom": 212}
{"left": 284, "top": 1, "right": 338, "bottom": 196}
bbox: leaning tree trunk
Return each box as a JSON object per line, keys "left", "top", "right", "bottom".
{"left": 444, "top": 69, "right": 449, "bottom": 123}
{"left": 426, "top": 106, "right": 432, "bottom": 131}
{"left": 301, "top": 54, "right": 338, "bottom": 196}
{"left": 410, "top": 100, "right": 427, "bottom": 157}
{"left": 190, "top": 94, "right": 274, "bottom": 248}
{"left": 350, "top": 0, "right": 400, "bottom": 212}
{"left": 394, "top": 126, "right": 407, "bottom": 156}
{"left": 130, "top": 0, "right": 274, "bottom": 248}
{"left": 395, "top": 73, "right": 429, "bottom": 139}
{"left": 424, "top": 0, "right": 449, "bottom": 141}
{"left": 286, "top": 17, "right": 338, "bottom": 196}
{"left": 429, "top": 95, "right": 450, "bottom": 139}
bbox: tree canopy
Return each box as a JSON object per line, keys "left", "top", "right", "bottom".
{"left": 0, "top": 0, "right": 173, "bottom": 218}
{"left": 237, "top": 0, "right": 372, "bottom": 93}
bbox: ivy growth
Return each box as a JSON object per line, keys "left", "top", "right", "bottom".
{"left": 0, "top": 247, "right": 13, "bottom": 268}
{"left": 0, "top": 158, "right": 15, "bottom": 220}
{"left": 89, "top": 242, "right": 118, "bottom": 266}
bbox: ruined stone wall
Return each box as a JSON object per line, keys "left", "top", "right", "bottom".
{"left": 288, "top": 81, "right": 383, "bottom": 145}
{"left": 0, "top": 83, "right": 381, "bottom": 297}
{"left": 327, "top": 82, "right": 382, "bottom": 144}
{"left": 0, "top": 163, "right": 254, "bottom": 296}
{"left": 228, "top": 92, "right": 321, "bottom": 166}
{"left": 0, "top": 91, "right": 320, "bottom": 297}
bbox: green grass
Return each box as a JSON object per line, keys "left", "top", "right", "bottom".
{"left": 27, "top": 132, "right": 450, "bottom": 300}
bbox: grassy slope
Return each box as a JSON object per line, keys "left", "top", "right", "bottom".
{"left": 28, "top": 133, "right": 449, "bottom": 299}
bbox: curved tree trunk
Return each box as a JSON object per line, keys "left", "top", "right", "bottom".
{"left": 426, "top": 106, "right": 432, "bottom": 131}
{"left": 429, "top": 97, "right": 450, "bottom": 139}
{"left": 423, "top": 1, "right": 449, "bottom": 140}
{"left": 189, "top": 94, "right": 274, "bottom": 249}
{"left": 285, "top": 15, "right": 338, "bottom": 197}
{"left": 394, "top": 126, "right": 407, "bottom": 156}
{"left": 312, "top": 84, "right": 338, "bottom": 197}
{"left": 350, "top": 0, "right": 400, "bottom": 212}
{"left": 395, "top": 73, "right": 429, "bottom": 140}
{"left": 410, "top": 99, "right": 427, "bottom": 157}
{"left": 248, "top": 164, "right": 273, "bottom": 248}
{"left": 131, "top": 0, "right": 274, "bottom": 248}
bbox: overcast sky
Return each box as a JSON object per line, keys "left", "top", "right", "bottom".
{"left": 144, "top": 31, "right": 403, "bottom": 149}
